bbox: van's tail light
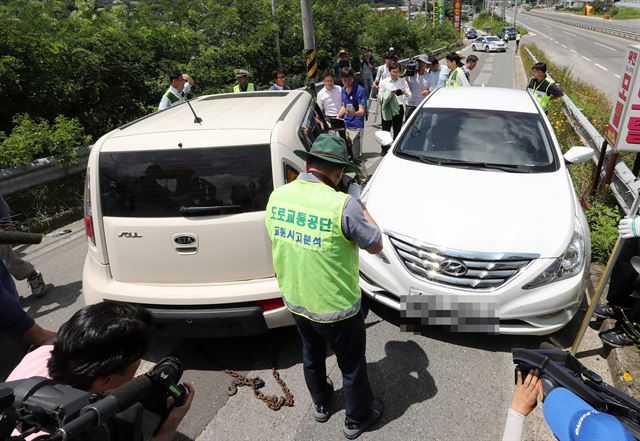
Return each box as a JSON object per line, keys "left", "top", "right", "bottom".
{"left": 256, "top": 297, "right": 285, "bottom": 311}
{"left": 83, "top": 171, "right": 95, "bottom": 245}
{"left": 285, "top": 164, "right": 299, "bottom": 183}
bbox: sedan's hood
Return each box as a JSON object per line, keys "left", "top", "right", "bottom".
{"left": 363, "top": 155, "right": 575, "bottom": 258}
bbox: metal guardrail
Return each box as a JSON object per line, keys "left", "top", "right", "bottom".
{"left": 524, "top": 11, "right": 640, "bottom": 41}
{"left": 524, "top": 47, "right": 638, "bottom": 214}
{"left": 1, "top": 147, "right": 92, "bottom": 196}
{"left": 0, "top": 44, "right": 461, "bottom": 197}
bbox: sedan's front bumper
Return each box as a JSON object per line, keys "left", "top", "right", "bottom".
{"left": 359, "top": 239, "right": 587, "bottom": 336}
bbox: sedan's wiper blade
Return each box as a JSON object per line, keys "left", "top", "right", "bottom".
{"left": 180, "top": 205, "right": 243, "bottom": 216}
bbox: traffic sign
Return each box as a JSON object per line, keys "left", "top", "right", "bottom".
{"left": 606, "top": 44, "right": 640, "bottom": 152}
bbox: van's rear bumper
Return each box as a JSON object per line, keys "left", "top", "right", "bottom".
{"left": 82, "top": 254, "right": 294, "bottom": 336}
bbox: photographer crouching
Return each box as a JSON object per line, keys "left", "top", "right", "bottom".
{"left": 5, "top": 302, "right": 195, "bottom": 441}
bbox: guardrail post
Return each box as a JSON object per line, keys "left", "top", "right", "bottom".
{"left": 590, "top": 139, "right": 609, "bottom": 196}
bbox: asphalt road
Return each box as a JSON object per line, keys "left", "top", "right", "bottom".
{"left": 1, "top": 51, "right": 611, "bottom": 441}
{"left": 508, "top": 9, "right": 633, "bottom": 101}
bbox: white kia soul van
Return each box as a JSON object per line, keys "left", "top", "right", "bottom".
{"left": 82, "top": 91, "right": 322, "bottom": 337}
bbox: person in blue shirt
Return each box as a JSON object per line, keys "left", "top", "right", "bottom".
{"left": 269, "top": 69, "right": 290, "bottom": 91}
{"left": 337, "top": 67, "right": 366, "bottom": 163}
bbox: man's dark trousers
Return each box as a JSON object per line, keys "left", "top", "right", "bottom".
{"left": 292, "top": 312, "right": 373, "bottom": 423}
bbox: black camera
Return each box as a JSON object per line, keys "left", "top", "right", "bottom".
{"left": 405, "top": 58, "right": 418, "bottom": 77}
{"left": 0, "top": 357, "right": 187, "bottom": 441}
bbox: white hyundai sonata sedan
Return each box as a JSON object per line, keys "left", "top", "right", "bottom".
{"left": 360, "top": 87, "right": 593, "bottom": 336}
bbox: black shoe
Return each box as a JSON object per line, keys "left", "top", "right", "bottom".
{"left": 593, "top": 303, "right": 618, "bottom": 320}
{"left": 343, "top": 398, "right": 383, "bottom": 439}
{"left": 599, "top": 327, "right": 634, "bottom": 348}
{"left": 313, "top": 377, "right": 334, "bottom": 423}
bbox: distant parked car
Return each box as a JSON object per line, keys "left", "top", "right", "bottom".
{"left": 472, "top": 36, "right": 507, "bottom": 52}
{"left": 497, "top": 26, "right": 518, "bottom": 40}
{"left": 465, "top": 28, "right": 478, "bottom": 39}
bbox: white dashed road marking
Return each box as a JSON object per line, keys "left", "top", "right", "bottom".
{"left": 595, "top": 64, "right": 608, "bottom": 71}
{"left": 615, "top": 74, "right": 621, "bottom": 79}
{"left": 583, "top": 56, "right": 592, "bottom": 62}
{"left": 594, "top": 42, "right": 616, "bottom": 51}
{"left": 571, "top": 49, "right": 577, "bottom": 54}
{"left": 561, "top": 44, "right": 567, "bottom": 48}
{"left": 564, "top": 31, "right": 576, "bottom": 36}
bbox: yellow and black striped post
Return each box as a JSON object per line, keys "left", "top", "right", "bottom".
{"left": 306, "top": 48, "right": 318, "bottom": 80}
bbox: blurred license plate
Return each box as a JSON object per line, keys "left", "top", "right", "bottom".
{"left": 400, "top": 288, "right": 499, "bottom": 333}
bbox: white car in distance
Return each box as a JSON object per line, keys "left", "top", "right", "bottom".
{"left": 472, "top": 36, "right": 508, "bottom": 52}
{"left": 361, "top": 87, "right": 593, "bottom": 335}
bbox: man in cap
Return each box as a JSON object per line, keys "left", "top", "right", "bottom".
{"left": 405, "top": 54, "right": 431, "bottom": 121}
{"left": 158, "top": 71, "right": 195, "bottom": 111}
{"left": 335, "top": 50, "right": 352, "bottom": 86}
{"left": 265, "top": 134, "right": 383, "bottom": 439}
{"left": 233, "top": 69, "right": 257, "bottom": 92}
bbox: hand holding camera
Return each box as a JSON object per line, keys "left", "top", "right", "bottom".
{"left": 394, "top": 89, "right": 404, "bottom": 97}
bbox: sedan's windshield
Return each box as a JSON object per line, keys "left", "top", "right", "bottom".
{"left": 487, "top": 37, "right": 500, "bottom": 41}
{"left": 395, "top": 108, "right": 558, "bottom": 173}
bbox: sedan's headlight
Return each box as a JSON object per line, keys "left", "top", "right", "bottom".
{"left": 523, "top": 219, "right": 586, "bottom": 289}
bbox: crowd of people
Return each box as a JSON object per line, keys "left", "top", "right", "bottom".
{"left": 1, "top": 36, "right": 626, "bottom": 441}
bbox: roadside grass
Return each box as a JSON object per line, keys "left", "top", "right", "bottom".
{"left": 5, "top": 174, "right": 85, "bottom": 233}
{"left": 520, "top": 43, "right": 622, "bottom": 262}
{"left": 472, "top": 11, "right": 528, "bottom": 36}
{"left": 610, "top": 6, "right": 640, "bottom": 19}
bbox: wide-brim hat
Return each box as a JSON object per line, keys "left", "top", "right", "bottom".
{"left": 234, "top": 68, "right": 249, "bottom": 78}
{"left": 417, "top": 54, "right": 432, "bottom": 64}
{"left": 294, "top": 133, "right": 360, "bottom": 173}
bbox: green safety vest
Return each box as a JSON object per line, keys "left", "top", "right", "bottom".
{"left": 233, "top": 83, "right": 256, "bottom": 93}
{"left": 265, "top": 179, "right": 360, "bottom": 323}
{"left": 163, "top": 88, "right": 183, "bottom": 105}
{"left": 528, "top": 76, "right": 555, "bottom": 112}
{"left": 516, "top": 33, "right": 521, "bottom": 41}
{"left": 445, "top": 67, "right": 465, "bottom": 88}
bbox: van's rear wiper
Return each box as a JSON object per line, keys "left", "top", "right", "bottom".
{"left": 180, "top": 205, "right": 243, "bottom": 216}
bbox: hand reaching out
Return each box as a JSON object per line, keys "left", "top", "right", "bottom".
{"left": 510, "top": 370, "right": 543, "bottom": 417}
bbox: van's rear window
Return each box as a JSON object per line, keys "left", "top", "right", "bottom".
{"left": 99, "top": 145, "right": 273, "bottom": 217}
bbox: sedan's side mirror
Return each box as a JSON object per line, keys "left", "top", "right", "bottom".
{"left": 375, "top": 130, "right": 394, "bottom": 148}
{"left": 563, "top": 146, "right": 594, "bottom": 165}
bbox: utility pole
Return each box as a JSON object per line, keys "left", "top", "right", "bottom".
{"left": 271, "top": 0, "right": 282, "bottom": 69}
{"left": 300, "top": 0, "right": 317, "bottom": 82}
{"left": 501, "top": 0, "right": 506, "bottom": 20}
{"left": 513, "top": 0, "right": 518, "bottom": 27}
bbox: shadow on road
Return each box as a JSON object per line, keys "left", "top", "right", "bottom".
{"left": 21, "top": 280, "right": 82, "bottom": 320}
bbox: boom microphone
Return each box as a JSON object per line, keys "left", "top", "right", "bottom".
{"left": 0, "top": 231, "right": 42, "bottom": 245}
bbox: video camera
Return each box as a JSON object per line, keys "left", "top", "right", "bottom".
{"left": 0, "top": 357, "right": 187, "bottom": 441}
{"left": 513, "top": 348, "right": 640, "bottom": 438}
{"left": 405, "top": 57, "right": 419, "bottom": 77}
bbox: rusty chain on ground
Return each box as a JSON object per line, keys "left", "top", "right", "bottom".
{"left": 223, "top": 368, "right": 294, "bottom": 411}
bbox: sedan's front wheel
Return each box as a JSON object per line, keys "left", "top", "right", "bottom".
{"left": 472, "top": 45, "right": 476, "bottom": 51}
{"left": 485, "top": 45, "right": 490, "bottom": 53}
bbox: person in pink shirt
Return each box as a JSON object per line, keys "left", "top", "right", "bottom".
{"left": 7, "top": 303, "right": 194, "bottom": 441}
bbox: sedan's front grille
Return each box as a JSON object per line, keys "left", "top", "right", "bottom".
{"left": 386, "top": 230, "right": 537, "bottom": 291}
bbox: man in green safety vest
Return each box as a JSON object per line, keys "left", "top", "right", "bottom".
{"left": 515, "top": 32, "right": 522, "bottom": 54}
{"left": 158, "top": 71, "right": 195, "bottom": 111}
{"left": 233, "top": 69, "right": 257, "bottom": 93}
{"left": 526, "top": 62, "right": 564, "bottom": 113}
{"left": 444, "top": 52, "right": 470, "bottom": 88}
{"left": 265, "top": 134, "right": 383, "bottom": 439}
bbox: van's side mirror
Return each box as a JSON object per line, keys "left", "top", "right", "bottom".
{"left": 375, "top": 130, "right": 394, "bottom": 148}
{"left": 564, "top": 146, "right": 594, "bottom": 165}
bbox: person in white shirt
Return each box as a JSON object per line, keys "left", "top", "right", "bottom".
{"left": 405, "top": 54, "right": 431, "bottom": 122}
{"left": 158, "top": 71, "right": 194, "bottom": 111}
{"left": 374, "top": 54, "right": 392, "bottom": 90}
{"left": 317, "top": 70, "right": 342, "bottom": 118}
{"left": 378, "top": 61, "right": 411, "bottom": 140}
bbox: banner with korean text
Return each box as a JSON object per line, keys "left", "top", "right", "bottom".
{"left": 606, "top": 44, "right": 640, "bottom": 151}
